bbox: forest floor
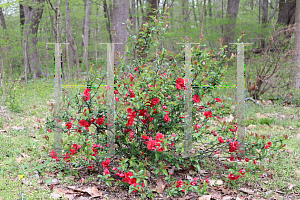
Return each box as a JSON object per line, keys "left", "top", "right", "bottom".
{"left": 0, "top": 77, "right": 300, "bottom": 200}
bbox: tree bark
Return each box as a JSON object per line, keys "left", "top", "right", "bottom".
{"left": 200, "top": 0, "right": 206, "bottom": 40}
{"left": 294, "top": 0, "right": 300, "bottom": 89}
{"left": 208, "top": 0, "right": 212, "bottom": 17}
{"left": 112, "top": 0, "right": 130, "bottom": 67}
{"left": 268, "top": 0, "right": 279, "bottom": 22}
{"left": 182, "top": 0, "right": 188, "bottom": 40}
{"left": 20, "top": 1, "right": 25, "bottom": 36}
{"left": 83, "top": 0, "right": 92, "bottom": 71}
{"left": 23, "top": 0, "right": 47, "bottom": 78}
{"left": 65, "top": 0, "right": 80, "bottom": 79}
{"left": 103, "top": 0, "right": 112, "bottom": 43}
{"left": 277, "top": 0, "right": 296, "bottom": 25}
{"left": 131, "top": 0, "right": 136, "bottom": 33}
{"left": 223, "top": 0, "right": 240, "bottom": 51}
{"left": 0, "top": 7, "right": 7, "bottom": 30}
{"left": 261, "top": 0, "right": 268, "bottom": 49}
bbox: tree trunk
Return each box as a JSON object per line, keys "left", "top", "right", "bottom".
{"left": 20, "top": 1, "right": 25, "bottom": 36}
{"left": 294, "top": 0, "right": 300, "bottom": 89}
{"left": 208, "top": 0, "right": 212, "bottom": 17}
{"left": 216, "top": 0, "right": 222, "bottom": 46}
{"left": 268, "top": 0, "right": 279, "bottom": 22}
{"left": 66, "top": 0, "right": 80, "bottom": 79}
{"left": 131, "top": 0, "right": 136, "bottom": 33}
{"left": 0, "top": 7, "right": 7, "bottom": 30}
{"left": 23, "top": 0, "right": 47, "bottom": 78}
{"left": 223, "top": 0, "right": 240, "bottom": 51}
{"left": 83, "top": 0, "right": 92, "bottom": 71}
{"left": 103, "top": 0, "right": 112, "bottom": 43}
{"left": 112, "top": 0, "right": 130, "bottom": 67}
{"left": 182, "top": 0, "right": 188, "bottom": 40}
{"left": 261, "top": 0, "right": 268, "bottom": 49}
{"left": 277, "top": 0, "right": 296, "bottom": 25}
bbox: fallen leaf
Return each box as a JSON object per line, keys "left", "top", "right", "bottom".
{"left": 198, "top": 195, "right": 211, "bottom": 200}
{"left": 68, "top": 186, "right": 102, "bottom": 197}
{"left": 178, "top": 196, "right": 192, "bottom": 200}
{"left": 186, "top": 174, "right": 194, "bottom": 181}
{"left": 152, "top": 177, "right": 166, "bottom": 193}
{"left": 239, "top": 188, "right": 254, "bottom": 194}
{"left": 288, "top": 183, "right": 296, "bottom": 190}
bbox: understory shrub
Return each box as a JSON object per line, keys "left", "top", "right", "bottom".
{"left": 44, "top": 7, "right": 287, "bottom": 199}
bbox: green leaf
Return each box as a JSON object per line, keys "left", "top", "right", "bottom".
{"left": 162, "top": 169, "right": 168, "bottom": 176}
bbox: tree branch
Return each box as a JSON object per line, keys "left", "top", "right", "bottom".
{"left": 268, "top": 0, "right": 279, "bottom": 22}
{"left": 47, "top": 0, "right": 57, "bottom": 11}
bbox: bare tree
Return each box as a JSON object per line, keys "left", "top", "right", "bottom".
{"left": 223, "top": 0, "right": 240, "bottom": 51}
{"left": 261, "top": 0, "right": 268, "bottom": 49}
{"left": 82, "top": 0, "right": 92, "bottom": 71}
{"left": 0, "top": 7, "right": 7, "bottom": 30}
{"left": 294, "top": 0, "right": 300, "bottom": 89}
{"left": 112, "top": 0, "right": 130, "bottom": 66}
{"left": 23, "top": 0, "right": 47, "bottom": 78}
{"left": 65, "top": 0, "right": 80, "bottom": 79}
{"left": 182, "top": 0, "right": 189, "bottom": 40}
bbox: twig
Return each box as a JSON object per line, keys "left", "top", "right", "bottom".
{"left": 245, "top": 97, "right": 262, "bottom": 106}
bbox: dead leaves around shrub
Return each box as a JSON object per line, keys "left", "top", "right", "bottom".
{"left": 152, "top": 177, "right": 167, "bottom": 193}
{"left": 50, "top": 185, "right": 102, "bottom": 199}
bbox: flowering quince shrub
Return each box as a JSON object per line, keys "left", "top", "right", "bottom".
{"left": 44, "top": 7, "right": 288, "bottom": 198}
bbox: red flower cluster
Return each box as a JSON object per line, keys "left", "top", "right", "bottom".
{"left": 228, "top": 173, "right": 240, "bottom": 180}
{"left": 229, "top": 141, "right": 240, "bottom": 152}
{"left": 49, "top": 149, "right": 59, "bottom": 161}
{"left": 193, "top": 94, "right": 201, "bottom": 103}
{"left": 83, "top": 88, "right": 91, "bottom": 101}
{"left": 204, "top": 111, "right": 212, "bottom": 119}
{"left": 176, "top": 78, "right": 185, "bottom": 90}
{"left": 142, "top": 133, "right": 165, "bottom": 152}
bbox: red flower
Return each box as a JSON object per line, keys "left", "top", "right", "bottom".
{"left": 49, "top": 149, "right": 59, "bottom": 161}
{"left": 139, "top": 109, "right": 148, "bottom": 117}
{"left": 66, "top": 122, "right": 72, "bottom": 129}
{"left": 193, "top": 94, "right": 201, "bottom": 103}
{"left": 96, "top": 117, "right": 105, "bottom": 125}
{"left": 114, "top": 90, "right": 118, "bottom": 94}
{"left": 253, "top": 160, "right": 257, "bottom": 164}
{"left": 151, "top": 98, "right": 160, "bottom": 106}
{"left": 130, "top": 92, "right": 135, "bottom": 98}
{"left": 63, "top": 153, "right": 71, "bottom": 162}
{"left": 230, "top": 155, "right": 234, "bottom": 161}
{"left": 214, "top": 98, "right": 222, "bottom": 102}
{"left": 264, "top": 144, "right": 269, "bottom": 149}
{"left": 130, "top": 131, "right": 134, "bottom": 139}
{"left": 229, "top": 141, "right": 239, "bottom": 152}
{"left": 204, "top": 111, "right": 212, "bottom": 119}
{"left": 155, "top": 133, "right": 164, "bottom": 143}
{"left": 104, "top": 168, "right": 110, "bottom": 175}
{"left": 228, "top": 173, "right": 240, "bottom": 180}
{"left": 218, "top": 136, "right": 224, "bottom": 143}
{"left": 123, "top": 171, "right": 137, "bottom": 185}
{"left": 176, "top": 179, "right": 184, "bottom": 188}
{"left": 267, "top": 141, "right": 272, "bottom": 147}
{"left": 245, "top": 158, "right": 249, "bottom": 162}
{"left": 147, "top": 139, "right": 157, "bottom": 151}
{"left": 127, "top": 117, "right": 135, "bottom": 127}
{"left": 88, "top": 164, "right": 94, "bottom": 170}
{"left": 239, "top": 169, "right": 246, "bottom": 175}
{"left": 176, "top": 78, "right": 185, "bottom": 90}
{"left": 164, "top": 114, "right": 170, "bottom": 122}
{"left": 102, "top": 159, "right": 110, "bottom": 169}
{"left": 83, "top": 88, "right": 91, "bottom": 101}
